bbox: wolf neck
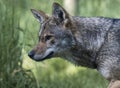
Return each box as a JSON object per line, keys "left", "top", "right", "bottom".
{"left": 67, "top": 17, "right": 113, "bottom": 68}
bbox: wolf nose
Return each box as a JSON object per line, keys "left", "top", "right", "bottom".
{"left": 28, "top": 50, "right": 35, "bottom": 58}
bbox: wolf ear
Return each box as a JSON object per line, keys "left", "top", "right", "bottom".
{"left": 52, "top": 2, "right": 70, "bottom": 23}
{"left": 31, "top": 9, "right": 48, "bottom": 23}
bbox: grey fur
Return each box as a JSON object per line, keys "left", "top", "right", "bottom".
{"left": 70, "top": 17, "right": 120, "bottom": 81}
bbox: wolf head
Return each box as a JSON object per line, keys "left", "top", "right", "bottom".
{"left": 28, "top": 3, "right": 76, "bottom": 61}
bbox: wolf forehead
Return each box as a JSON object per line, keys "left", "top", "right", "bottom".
{"left": 38, "top": 17, "right": 73, "bottom": 37}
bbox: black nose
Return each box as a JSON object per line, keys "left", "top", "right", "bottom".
{"left": 28, "top": 50, "right": 35, "bottom": 58}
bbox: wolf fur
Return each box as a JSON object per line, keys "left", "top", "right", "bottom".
{"left": 28, "top": 2, "right": 120, "bottom": 88}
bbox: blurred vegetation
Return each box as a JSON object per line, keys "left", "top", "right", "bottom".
{"left": 0, "top": 0, "right": 37, "bottom": 88}
{"left": 1, "top": 0, "right": 120, "bottom": 88}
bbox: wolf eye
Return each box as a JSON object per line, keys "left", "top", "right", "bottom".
{"left": 45, "top": 35, "right": 52, "bottom": 41}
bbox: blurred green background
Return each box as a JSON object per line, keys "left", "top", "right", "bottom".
{"left": 1, "top": 0, "right": 120, "bottom": 88}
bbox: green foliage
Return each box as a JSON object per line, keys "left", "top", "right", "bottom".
{"left": 1, "top": 0, "right": 120, "bottom": 88}
{"left": 37, "top": 68, "right": 108, "bottom": 88}
{"left": 79, "top": 0, "right": 120, "bottom": 17}
{"left": 0, "top": 0, "right": 37, "bottom": 88}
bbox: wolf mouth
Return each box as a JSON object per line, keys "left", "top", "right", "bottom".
{"left": 34, "top": 51, "right": 54, "bottom": 61}
{"left": 42, "top": 51, "right": 54, "bottom": 60}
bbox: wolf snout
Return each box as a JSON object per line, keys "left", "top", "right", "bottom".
{"left": 28, "top": 50, "right": 35, "bottom": 58}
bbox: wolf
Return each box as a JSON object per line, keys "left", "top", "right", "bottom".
{"left": 28, "top": 2, "right": 120, "bottom": 88}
